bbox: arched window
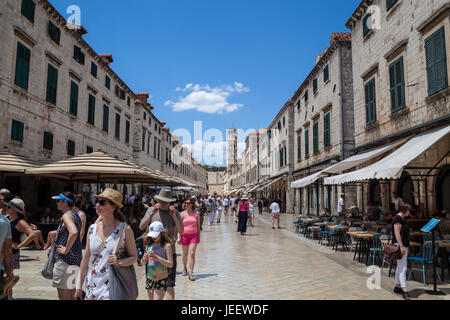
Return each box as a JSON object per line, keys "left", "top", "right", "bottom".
{"left": 397, "top": 172, "right": 414, "bottom": 206}
{"left": 369, "top": 180, "right": 381, "bottom": 204}
{"left": 436, "top": 165, "right": 450, "bottom": 213}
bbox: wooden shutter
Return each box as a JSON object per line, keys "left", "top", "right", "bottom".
{"left": 434, "top": 27, "right": 448, "bottom": 94}
{"left": 365, "top": 79, "right": 376, "bottom": 124}
{"left": 389, "top": 57, "right": 405, "bottom": 112}
{"left": 297, "top": 135, "right": 301, "bottom": 160}
{"left": 88, "top": 94, "right": 95, "bottom": 124}
{"left": 22, "top": 0, "right": 36, "bottom": 23}
{"left": 324, "top": 113, "right": 330, "bottom": 147}
{"left": 43, "top": 131, "right": 53, "bottom": 150}
{"left": 115, "top": 113, "right": 120, "bottom": 138}
{"left": 313, "top": 122, "right": 319, "bottom": 153}
{"left": 70, "top": 81, "right": 78, "bottom": 116}
{"left": 305, "top": 129, "right": 309, "bottom": 156}
{"left": 103, "top": 105, "right": 109, "bottom": 132}
{"left": 313, "top": 78, "right": 318, "bottom": 93}
{"left": 11, "top": 120, "right": 24, "bottom": 142}
{"left": 324, "top": 65, "right": 329, "bottom": 82}
{"left": 46, "top": 64, "right": 58, "bottom": 104}
{"left": 14, "top": 42, "right": 30, "bottom": 90}
{"left": 125, "top": 120, "right": 130, "bottom": 143}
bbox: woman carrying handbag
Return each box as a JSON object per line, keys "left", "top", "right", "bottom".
{"left": 75, "top": 189, "right": 138, "bottom": 300}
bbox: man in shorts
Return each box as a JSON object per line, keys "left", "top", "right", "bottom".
{"left": 140, "top": 189, "right": 184, "bottom": 300}
{"left": 270, "top": 200, "right": 281, "bottom": 229}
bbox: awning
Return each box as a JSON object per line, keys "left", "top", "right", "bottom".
{"left": 291, "top": 138, "right": 407, "bottom": 188}
{"left": 0, "top": 152, "right": 49, "bottom": 173}
{"left": 248, "top": 183, "right": 261, "bottom": 193}
{"left": 260, "top": 176, "right": 284, "bottom": 189}
{"left": 324, "top": 125, "right": 450, "bottom": 185}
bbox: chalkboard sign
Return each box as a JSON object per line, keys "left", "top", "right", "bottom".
{"left": 420, "top": 219, "right": 441, "bottom": 233}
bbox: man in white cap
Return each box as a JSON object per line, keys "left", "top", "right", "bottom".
{"left": 139, "top": 189, "right": 183, "bottom": 300}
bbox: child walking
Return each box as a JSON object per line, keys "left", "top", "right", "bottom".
{"left": 141, "top": 221, "right": 173, "bottom": 300}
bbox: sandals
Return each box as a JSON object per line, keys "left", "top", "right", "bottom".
{"left": 189, "top": 274, "right": 196, "bottom": 281}
{"left": 182, "top": 269, "right": 187, "bottom": 277}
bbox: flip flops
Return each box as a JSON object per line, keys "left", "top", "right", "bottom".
{"left": 0, "top": 276, "right": 20, "bottom": 299}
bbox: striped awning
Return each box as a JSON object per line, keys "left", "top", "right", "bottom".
{"left": 0, "top": 152, "right": 48, "bottom": 173}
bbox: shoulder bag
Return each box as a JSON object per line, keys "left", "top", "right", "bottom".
{"left": 384, "top": 218, "right": 403, "bottom": 260}
{"left": 41, "top": 223, "right": 61, "bottom": 279}
{"left": 109, "top": 223, "right": 139, "bottom": 300}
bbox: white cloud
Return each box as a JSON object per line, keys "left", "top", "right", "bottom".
{"left": 165, "top": 82, "right": 250, "bottom": 114}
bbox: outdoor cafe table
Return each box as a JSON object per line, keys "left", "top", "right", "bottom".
{"left": 328, "top": 225, "right": 350, "bottom": 252}
{"left": 347, "top": 231, "right": 375, "bottom": 264}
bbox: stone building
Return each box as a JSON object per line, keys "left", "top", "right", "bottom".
{"left": 207, "top": 171, "right": 225, "bottom": 196}
{"left": 324, "top": 0, "right": 450, "bottom": 216}
{"left": 290, "top": 33, "right": 355, "bottom": 216}
{"left": 0, "top": 0, "right": 208, "bottom": 212}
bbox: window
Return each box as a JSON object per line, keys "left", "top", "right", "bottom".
{"left": 313, "top": 78, "right": 318, "bottom": 93}
{"left": 73, "top": 46, "right": 85, "bottom": 65}
{"left": 91, "top": 62, "right": 97, "bottom": 78}
{"left": 67, "top": 140, "right": 75, "bottom": 156}
{"left": 279, "top": 148, "right": 283, "bottom": 168}
{"left": 305, "top": 129, "right": 309, "bottom": 157}
{"left": 11, "top": 120, "right": 24, "bottom": 142}
{"left": 425, "top": 27, "right": 448, "bottom": 96}
{"left": 297, "top": 134, "right": 301, "bottom": 161}
{"left": 296, "top": 99, "right": 301, "bottom": 110}
{"left": 14, "top": 42, "right": 31, "bottom": 90}
{"left": 105, "top": 75, "right": 111, "bottom": 89}
{"left": 159, "top": 127, "right": 161, "bottom": 135}
{"left": 103, "top": 105, "right": 109, "bottom": 132}
{"left": 278, "top": 121, "right": 281, "bottom": 130}
{"left": 158, "top": 141, "right": 161, "bottom": 160}
{"left": 144, "top": 112, "right": 147, "bottom": 120}
{"left": 304, "top": 90, "right": 309, "bottom": 103}
{"left": 153, "top": 140, "right": 157, "bottom": 157}
{"left": 127, "top": 96, "right": 131, "bottom": 106}
{"left": 389, "top": 57, "right": 406, "bottom": 113}
{"left": 86, "top": 146, "right": 93, "bottom": 154}
{"left": 386, "top": 0, "right": 398, "bottom": 11}
{"left": 115, "top": 85, "right": 125, "bottom": 99}
{"left": 313, "top": 122, "right": 319, "bottom": 153}
{"left": 21, "top": 0, "right": 35, "bottom": 23}
{"left": 48, "top": 21, "right": 61, "bottom": 45}
{"left": 324, "top": 65, "right": 329, "bottom": 82}
{"left": 283, "top": 117, "right": 286, "bottom": 127}
{"left": 125, "top": 120, "right": 130, "bottom": 143}
{"left": 149, "top": 117, "right": 151, "bottom": 126}
{"left": 365, "top": 78, "right": 377, "bottom": 124}
{"left": 142, "top": 130, "right": 145, "bottom": 151}
{"left": 115, "top": 113, "right": 120, "bottom": 139}
{"left": 147, "top": 136, "right": 150, "bottom": 154}
{"left": 363, "top": 13, "right": 372, "bottom": 37}
{"left": 69, "top": 81, "right": 78, "bottom": 116}
{"left": 154, "top": 124, "right": 157, "bottom": 131}
{"left": 46, "top": 64, "right": 58, "bottom": 105}
{"left": 43, "top": 131, "right": 53, "bottom": 150}
{"left": 324, "top": 113, "right": 331, "bottom": 147}
{"left": 88, "top": 94, "right": 95, "bottom": 125}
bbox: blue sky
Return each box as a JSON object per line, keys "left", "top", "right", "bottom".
{"left": 51, "top": 0, "right": 360, "bottom": 164}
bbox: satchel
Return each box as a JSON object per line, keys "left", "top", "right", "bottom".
{"left": 384, "top": 243, "right": 402, "bottom": 260}
{"left": 109, "top": 223, "right": 139, "bottom": 300}
{"left": 41, "top": 224, "right": 61, "bottom": 279}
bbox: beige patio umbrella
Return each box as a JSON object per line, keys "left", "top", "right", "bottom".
{"left": 26, "top": 150, "right": 167, "bottom": 184}
{"left": 121, "top": 160, "right": 183, "bottom": 187}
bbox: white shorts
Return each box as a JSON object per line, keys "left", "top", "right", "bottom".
{"left": 52, "top": 260, "right": 78, "bottom": 290}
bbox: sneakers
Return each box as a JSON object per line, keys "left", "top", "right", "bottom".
{"left": 0, "top": 276, "right": 20, "bottom": 299}
{"left": 393, "top": 287, "right": 403, "bottom": 294}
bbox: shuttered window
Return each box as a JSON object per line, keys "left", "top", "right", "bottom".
{"left": 304, "top": 90, "right": 308, "bottom": 103}
{"left": 69, "top": 81, "right": 78, "bottom": 116}
{"left": 11, "top": 120, "right": 24, "bottom": 142}
{"left": 67, "top": 140, "right": 75, "bottom": 156}
{"left": 386, "top": 0, "right": 398, "bottom": 11}
{"left": 313, "top": 78, "right": 318, "bottom": 93}
{"left": 103, "top": 105, "right": 109, "bottom": 132}
{"left": 125, "top": 120, "right": 130, "bottom": 143}
{"left": 46, "top": 64, "right": 58, "bottom": 105}
{"left": 389, "top": 57, "right": 406, "bottom": 113}
{"left": 105, "top": 75, "right": 111, "bottom": 89}
{"left": 48, "top": 21, "right": 61, "bottom": 45}
{"left": 363, "top": 13, "right": 372, "bottom": 36}
{"left": 115, "top": 113, "right": 121, "bottom": 139}
{"left": 142, "top": 130, "right": 146, "bottom": 151}
{"left": 297, "top": 134, "right": 301, "bottom": 161}
{"left": 43, "top": 131, "right": 53, "bottom": 150}
{"left": 88, "top": 94, "right": 95, "bottom": 125}
{"left": 313, "top": 122, "right": 319, "bottom": 153}
{"left": 21, "top": 0, "right": 36, "bottom": 23}
{"left": 365, "top": 78, "right": 377, "bottom": 124}
{"left": 73, "top": 46, "right": 85, "bottom": 65}
{"left": 425, "top": 27, "right": 448, "bottom": 96}
{"left": 324, "top": 113, "right": 331, "bottom": 147}
{"left": 305, "top": 129, "right": 309, "bottom": 157}
{"left": 324, "top": 65, "right": 329, "bottom": 82}
{"left": 91, "top": 62, "right": 97, "bottom": 78}
{"left": 14, "top": 42, "right": 31, "bottom": 90}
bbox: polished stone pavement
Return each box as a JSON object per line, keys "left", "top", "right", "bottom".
{"left": 11, "top": 212, "right": 450, "bottom": 300}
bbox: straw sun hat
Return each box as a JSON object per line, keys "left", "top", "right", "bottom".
{"left": 96, "top": 188, "right": 123, "bottom": 208}
{"left": 153, "top": 189, "right": 176, "bottom": 203}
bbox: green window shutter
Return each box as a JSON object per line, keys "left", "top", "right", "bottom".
{"left": 103, "top": 105, "right": 109, "bottom": 132}
{"left": 21, "top": 0, "right": 36, "bottom": 23}
{"left": 324, "top": 65, "right": 329, "bottom": 82}
{"left": 43, "top": 131, "right": 53, "bottom": 150}
{"left": 426, "top": 27, "right": 448, "bottom": 96}
{"left": 313, "top": 122, "right": 319, "bottom": 153}
{"left": 125, "top": 120, "right": 130, "bottom": 143}
{"left": 313, "top": 78, "right": 318, "bottom": 93}
{"left": 88, "top": 94, "right": 95, "bottom": 125}
{"left": 69, "top": 81, "right": 78, "bottom": 116}
{"left": 389, "top": 57, "right": 405, "bottom": 113}
{"left": 365, "top": 79, "right": 376, "bottom": 124}
{"left": 305, "top": 129, "right": 309, "bottom": 157}
{"left": 297, "top": 135, "right": 301, "bottom": 160}
{"left": 46, "top": 64, "right": 58, "bottom": 104}
{"left": 115, "top": 113, "right": 120, "bottom": 138}
{"left": 67, "top": 140, "right": 75, "bottom": 156}
{"left": 11, "top": 120, "right": 24, "bottom": 142}
{"left": 14, "top": 42, "right": 31, "bottom": 90}
{"left": 324, "top": 113, "right": 330, "bottom": 147}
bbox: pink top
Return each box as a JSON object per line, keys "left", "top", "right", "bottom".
{"left": 239, "top": 201, "right": 249, "bottom": 212}
{"left": 182, "top": 211, "right": 198, "bottom": 235}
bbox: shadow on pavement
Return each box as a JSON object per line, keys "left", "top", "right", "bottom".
{"left": 194, "top": 273, "right": 218, "bottom": 279}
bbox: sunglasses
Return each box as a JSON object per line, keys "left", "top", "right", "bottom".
{"left": 96, "top": 199, "right": 111, "bottom": 206}
{"left": 185, "top": 202, "right": 192, "bottom": 205}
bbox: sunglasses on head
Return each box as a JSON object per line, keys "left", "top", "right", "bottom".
{"left": 96, "top": 199, "right": 111, "bottom": 206}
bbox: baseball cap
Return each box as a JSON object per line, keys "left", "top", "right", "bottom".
{"left": 147, "top": 221, "right": 164, "bottom": 238}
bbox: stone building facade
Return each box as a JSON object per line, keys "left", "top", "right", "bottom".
{"left": 338, "top": 0, "right": 450, "bottom": 215}
{"left": 207, "top": 171, "right": 225, "bottom": 196}
{"left": 0, "top": 0, "right": 208, "bottom": 212}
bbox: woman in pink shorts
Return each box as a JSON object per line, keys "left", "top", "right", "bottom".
{"left": 177, "top": 198, "right": 200, "bottom": 281}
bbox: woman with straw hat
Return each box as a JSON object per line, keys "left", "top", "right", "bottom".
{"left": 75, "top": 188, "right": 137, "bottom": 300}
